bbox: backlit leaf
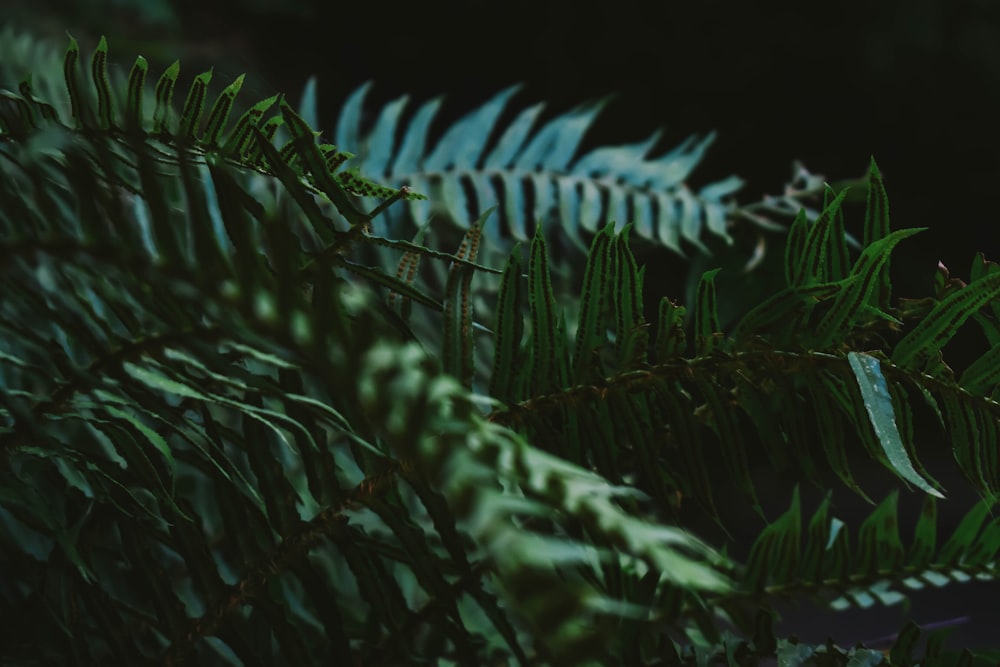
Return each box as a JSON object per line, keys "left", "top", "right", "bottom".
{"left": 848, "top": 352, "right": 943, "bottom": 498}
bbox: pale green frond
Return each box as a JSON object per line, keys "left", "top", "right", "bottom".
{"left": 334, "top": 82, "right": 753, "bottom": 253}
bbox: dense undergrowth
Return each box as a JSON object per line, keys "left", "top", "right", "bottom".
{"left": 2, "top": 33, "right": 1000, "bottom": 666}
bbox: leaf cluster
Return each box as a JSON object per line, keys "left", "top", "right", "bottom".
{"left": 2, "top": 34, "right": 1000, "bottom": 666}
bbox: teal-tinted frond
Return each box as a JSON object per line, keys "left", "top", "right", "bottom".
{"left": 333, "top": 82, "right": 748, "bottom": 253}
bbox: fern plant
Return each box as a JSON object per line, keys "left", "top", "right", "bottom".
{"left": 2, "top": 33, "right": 1000, "bottom": 666}
{"left": 333, "top": 82, "right": 748, "bottom": 251}
{"left": 329, "top": 80, "right": 840, "bottom": 266}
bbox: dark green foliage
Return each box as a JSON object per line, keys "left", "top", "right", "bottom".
{"left": 3, "top": 34, "right": 1000, "bottom": 666}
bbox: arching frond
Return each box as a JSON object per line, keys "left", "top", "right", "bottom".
{"left": 0, "top": 34, "right": 424, "bottom": 223}
{"left": 487, "top": 161, "right": 1000, "bottom": 527}
{"left": 333, "top": 81, "right": 749, "bottom": 254}
{"left": 730, "top": 489, "right": 999, "bottom": 614}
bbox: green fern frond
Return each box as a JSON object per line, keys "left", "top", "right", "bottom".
{"left": 0, "top": 35, "right": 423, "bottom": 219}
{"left": 487, "top": 166, "right": 1000, "bottom": 525}
{"left": 694, "top": 488, "right": 1000, "bottom": 665}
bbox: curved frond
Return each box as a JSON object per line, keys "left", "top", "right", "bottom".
{"left": 733, "top": 490, "right": 1000, "bottom": 611}
{"left": 0, "top": 35, "right": 424, "bottom": 226}
{"left": 334, "top": 82, "right": 750, "bottom": 254}
{"left": 487, "top": 161, "right": 1000, "bottom": 525}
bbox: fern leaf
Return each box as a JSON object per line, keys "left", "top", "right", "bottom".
{"left": 572, "top": 223, "right": 614, "bottom": 383}
{"left": 201, "top": 73, "right": 244, "bottom": 147}
{"left": 62, "top": 32, "right": 85, "bottom": 126}
{"left": 731, "top": 282, "right": 839, "bottom": 345}
{"left": 9, "top": 33, "right": 1000, "bottom": 663}
{"left": 152, "top": 59, "right": 180, "bottom": 134}
{"left": 613, "top": 224, "right": 648, "bottom": 368}
{"left": 783, "top": 208, "right": 809, "bottom": 287}
{"left": 221, "top": 92, "right": 279, "bottom": 155}
{"left": 442, "top": 214, "right": 485, "bottom": 387}
{"left": 694, "top": 268, "right": 722, "bottom": 355}
{"left": 387, "top": 230, "right": 425, "bottom": 324}
{"left": 335, "top": 83, "right": 745, "bottom": 253}
{"left": 939, "top": 391, "right": 991, "bottom": 494}
{"left": 847, "top": 352, "right": 943, "bottom": 498}
{"left": 793, "top": 189, "right": 848, "bottom": 287}
{"left": 90, "top": 35, "right": 113, "bottom": 129}
{"left": 527, "top": 223, "right": 567, "bottom": 394}
{"left": 864, "top": 157, "right": 892, "bottom": 308}
{"left": 489, "top": 246, "right": 525, "bottom": 403}
{"left": 428, "top": 85, "right": 522, "bottom": 170}
{"left": 125, "top": 54, "right": 147, "bottom": 130}
{"left": 813, "top": 227, "right": 924, "bottom": 349}
{"left": 655, "top": 297, "right": 687, "bottom": 361}
{"left": 892, "top": 272, "right": 1000, "bottom": 371}
{"left": 732, "top": 490, "right": 1000, "bottom": 619}
{"left": 744, "top": 486, "right": 802, "bottom": 591}
{"left": 15, "top": 79, "right": 58, "bottom": 124}
{"left": 855, "top": 491, "right": 905, "bottom": 575}
{"left": 696, "top": 374, "right": 761, "bottom": 515}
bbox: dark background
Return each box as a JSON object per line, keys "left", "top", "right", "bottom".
{"left": 6, "top": 0, "right": 1000, "bottom": 274}
{"left": 4, "top": 0, "right": 1000, "bottom": 650}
